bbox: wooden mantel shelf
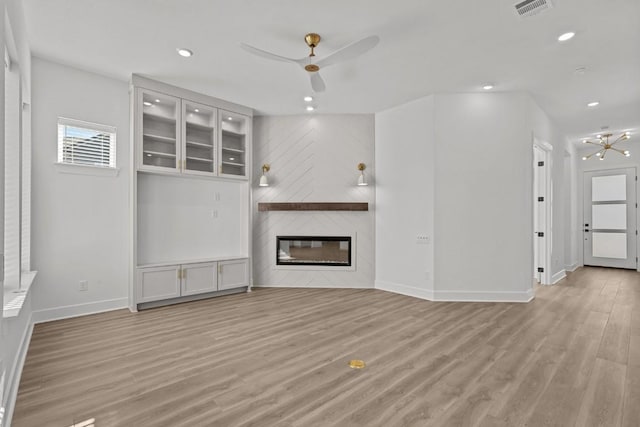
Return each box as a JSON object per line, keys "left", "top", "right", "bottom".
{"left": 258, "top": 202, "right": 368, "bottom": 212}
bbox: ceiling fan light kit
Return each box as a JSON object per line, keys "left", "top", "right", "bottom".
{"left": 581, "top": 132, "right": 631, "bottom": 161}
{"left": 241, "top": 32, "right": 380, "bottom": 93}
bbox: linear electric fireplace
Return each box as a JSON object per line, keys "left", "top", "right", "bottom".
{"left": 277, "top": 236, "right": 352, "bottom": 267}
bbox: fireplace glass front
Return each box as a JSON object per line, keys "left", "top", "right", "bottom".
{"left": 277, "top": 236, "right": 351, "bottom": 266}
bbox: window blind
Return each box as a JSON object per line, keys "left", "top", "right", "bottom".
{"left": 57, "top": 118, "right": 116, "bottom": 168}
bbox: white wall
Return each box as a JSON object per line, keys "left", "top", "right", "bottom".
{"left": 31, "top": 57, "right": 130, "bottom": 319}
{"left": 375, "top": 92, "right": 571, "bottom": 302}
{"left": 375, "top": 96, "right": 435, "bottom": 299}
{"left": 252, "top": 115, "right": 375, "bottom": 288}
{"left": 433, "top": 93, "right": 533, "bottom": 300}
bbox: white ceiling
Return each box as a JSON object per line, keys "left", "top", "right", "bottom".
{"left": 22, "top": 0, "right": 640, "bottom": 142}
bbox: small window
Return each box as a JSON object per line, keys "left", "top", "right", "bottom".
{"left": 57, "top": 117, "right": 116, "bottom": 168}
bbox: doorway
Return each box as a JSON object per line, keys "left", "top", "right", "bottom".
{"left": 583, "top": 168, "right": 637, "bottom": 269}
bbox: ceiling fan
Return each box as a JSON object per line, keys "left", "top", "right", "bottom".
{"left": 241, "top": 33, "right": 380, "bottom": 93}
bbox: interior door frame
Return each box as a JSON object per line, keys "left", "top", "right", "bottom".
{"left": 533, "top": 138, "right": 553, "bottom": 285}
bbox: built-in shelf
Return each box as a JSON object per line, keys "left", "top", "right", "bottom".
{"left": 222, "top": 161, "right": 245, "bottom": 167}
{"left": 222, "top": 129, "right": 244, "bottom": 137}
{"left": 222, "top": 147, "right": 245, "bottom": 153}
{"left": 143, "top": 112, "right": 176, "bottom": 124}
{"left": 258, "top": 202, "right": 369, "bottom": 212}
{"left": 144, "top": 133, "right": 176, "bottom": 143}
{"left": 144, "top": 151, "right": 176, "bottom": 158}
{"left": 186, "top": 140, "right": 213, "bottom": 148}
{"left": 186, "top": 156, "right": 213, "bottom": 163}
{"left": 186, "top": 121, "right": 214, "bottom": 132}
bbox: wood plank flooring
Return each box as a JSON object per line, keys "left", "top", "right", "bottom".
{"left": 12, "top": 267, "right": 640, "bottom": 426}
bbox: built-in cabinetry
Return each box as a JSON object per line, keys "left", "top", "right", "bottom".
{"left": 131, "top": 76, "right": 252, "bottom": 310}
{"left": 137, "top": 258, "right": 249, "bottom": 303}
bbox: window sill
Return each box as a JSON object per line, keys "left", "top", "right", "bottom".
{"left": 54, "top": 162, "right": 120, "bottom": 177}
{"left": 3, "top": 271, "right": 37, "bottom": 318}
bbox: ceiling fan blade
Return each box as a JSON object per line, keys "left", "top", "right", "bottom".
{"left": 310, "top": 72, "right": 326, "bottom": 93}
{"left": 315, "top": 35, "right": 380, "bottom": 69}
{"left": 240, "top": 43, "right": 302, "bottom": 64}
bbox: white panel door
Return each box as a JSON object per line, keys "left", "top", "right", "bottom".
{"left": 584, "top": 168, "right": 637, "bottom": 269}
{"left": 218, "top": 259, "right": 249, "bottom": 290}
{"left": 137, "top": 265, "right": 181, "bottom": 303}
{"left": 181, "top": 262, "right": 217, "bottom": 296}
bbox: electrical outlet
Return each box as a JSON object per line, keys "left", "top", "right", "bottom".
{"left": 215, "top": 192, "right": 221, "bottom": 201}
{"left": 416, "top": 235, "right": 431, "bottom": 244}
{"left": 79, "top": 280, "right": 89, "bottom": 291}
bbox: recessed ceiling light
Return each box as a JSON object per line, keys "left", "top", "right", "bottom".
{"left": 194, "top": 109, "right": 199, "bottom": 113}
{"left": 146, "top": 153, "right": 152, "bottom": 157}
{"left": 229, "top": 157, "right": 235, "bottom": 161}
{"left": 155, "top": 99, "right": 160, "bottom": 103}
{"left": 304, "top": 96, "right": 313, "bottom": 102}
{"left": 483, "top": 84, "right": 494, "bottom": 90}
{"left": 597, "top": 134, "right": 602, "bottom": 138}
{"left": 582, "top": 139, "right": 588, "bottom": 143}
{"left": 558, "top": 32, "right": 575, "bottom": 42}
{"left": 574, "top": 66, "right": 587, "bottom": 75}
{"left": 306, "top": 106, "right": 315, "bottom": 112}
{"left": 587, "top": 101, "right": 599, "bottom": 107}
{"left": 143, "top": 101, "right": 152, "bottom": 107}
{"left": 596, "top": 152, "right": 601, "bottom": 157}
{"left": 177, "top": 48, "right": 193, "bottom": 57}
{"left": 227, "top": 117, "right": 233, "bottom": 121}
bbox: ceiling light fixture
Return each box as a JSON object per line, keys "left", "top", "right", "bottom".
{"left": 582, "top": 132, "right": 632, "bottom": 161}
{"left": 227, "top": 117, "right": 233, "bottom": 121}
{"left": 306, "top": 106, "right": 315, "bottom": 112}
{"left": 177, "top": 48, "right": 193, "bottom": 57}
{"left": 587, "top": 101, "right": 600, "bottom": 107}
{"left": 483, "top": 84, "right": 494, "bottom": 90}
{"left": 143, "top": 101, "right": 152, "bottom": 106}
{"left": 304, "top": 96, "right": 313, "bottom": 102}
{"left": 194, "top": 109, "right": 199, "bottom": 113}
{"left": 155, "top": 99, "right": 160, "bottom": 103}
{"left": 558, "top": 32, "right": 575, "bottom": 42}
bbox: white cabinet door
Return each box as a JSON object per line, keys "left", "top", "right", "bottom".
{"left": 137, "top": 265, "right": 181, "bottom": 303}
{"left": 181, "top": 262, "right": 218, "bottom": 296}
{"left": 218, "top": 259, "right": 249, "bottom": 290}
{"left": 137, "top": 89, "right": 182, "bottom": 174}
{"left": 182, "top": 100, "right": 217, "bottom": 177}
{"left": 218, "top": 110, "right": 249, "bottom": 179}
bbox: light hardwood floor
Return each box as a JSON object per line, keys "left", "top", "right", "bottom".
{"left": 12, "top": 267, "right": 640, "bottom": 426}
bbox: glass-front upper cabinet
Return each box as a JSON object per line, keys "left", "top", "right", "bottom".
{"left": 218, "top": 110, "right": 249, "bottom": 179}
{"left": 182, "top": 101, "right": 217, "bottom": 176}
{"left": 138, "top": 89, "right": 180, "bottom": 173}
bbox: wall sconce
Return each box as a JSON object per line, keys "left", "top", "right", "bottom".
{"left": 357, "top": 163, "right": 368, "bottom": 186}
{"left": 259, "top": 164, "right": 270, "bottom": 187}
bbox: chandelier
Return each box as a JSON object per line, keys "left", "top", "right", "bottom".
{"left": 582, "top": 132, "right": 631, "bottom": 161}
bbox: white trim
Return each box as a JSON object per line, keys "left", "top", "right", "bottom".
{"left": 565, "top": 263, "right": 580, "bottom": 272}
{"left": 54, "top": 162, "right": 120, "bottom": 177}
{"left": 375, "top": 280, "right": 534, "bottom": 303}
{"left": 3, "top": 311, "right": 34, "bottom": 427}
{"left": 32, "top": 298, "right": 128, "bottom": 324}
{"left": 433, "top": 289, "right": 534, "bottom": 303}
{"left": 254, "top": 283, "right": 373, "bottom": 289}
{"left": 552, "top": 269, "right": 567, "bottom": 284}
{"left": 533, "top": 137, "right": 554, "bottom": 285}
{"left": 375, "top": 280, "right": 435, "bottom": 300}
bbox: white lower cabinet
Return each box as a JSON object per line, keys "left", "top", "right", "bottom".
{"left": 218, "top": 259, "right": 249, "bottom": 290}
{"left": 137, "top": 258, "right": 249, "bottom": 304}
{"left": 182, "top": 262, "right": 217, "bottom": 296}
{"left": 137, "top": 265, "right": 181, "bottom": 303}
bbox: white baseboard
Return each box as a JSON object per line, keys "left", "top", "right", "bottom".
{"left": 375, "top": 280, "right": 435, "bottom": 300}
{"left": 254, "top": 283, "right": 373, "bottom": 289}
{"left": 32, "top": 297, "right": 128, "bottom": 324}
{"left": 3, "top": 311, "right": 34, "bottom": 427}
{"left": 375, "top": 280, "right": 534, "bottom": 303}
{"left": 552, "top": 270, "right": 567, "bottom": 284}
{"left": 565, "top": 263, "right": 580, "bottom": 272}
{"left": 432, "top": 288, "right": 534, "bottom": 303}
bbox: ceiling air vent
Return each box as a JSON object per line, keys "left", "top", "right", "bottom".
{"left": 514, "top": 0, "right": 553, "bottom": 18}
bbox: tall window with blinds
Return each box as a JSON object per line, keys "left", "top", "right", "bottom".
{"left": 57, "top": 118, "right": 116, "bottom": 168}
